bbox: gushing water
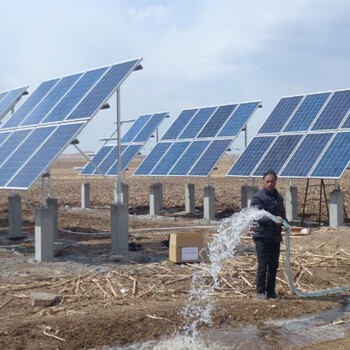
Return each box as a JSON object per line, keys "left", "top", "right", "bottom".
{"left": 181, "top": 207, "right": 275, "bottom": 336}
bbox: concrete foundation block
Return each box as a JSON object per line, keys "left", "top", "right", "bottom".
{"left": 46, "top": 197, "right": 58, "bottom": 241}
{"left": 329, "top": 190, "right": 344, "bottom": 227}
{"left": 111, "top": 204, "right": 129, "bottom": 252}
{"left": 241, "top": 185, "right": 258, "bottom": 208}
{"left": 8, "top": 195, "right": 22, "bottom": 238}
{"left": 35, "top": 207, "right": 55, "bottom": 262}
{"left": 286, "top": 186, "right": 298, "bottom": 221}
{"left": 81, "top": 182, "right": 90, "bottom": 209}
{"left": 150, "top": 183, "right": 163, "bottom": 215}
{"left": 204, "top": 186, "right": 215, "bottom": 220}
{"left": 185, "top": 183, "right": 195, "bottom": 213}
{"left": 30, "top": 292, "right": 61, "bottom": 307}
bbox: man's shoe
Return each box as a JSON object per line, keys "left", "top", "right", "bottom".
{"left": 267, "top": 293, "right": 282, "bottom": 299}
{"left": 257, "top": 293, "right": 267, "bottom": 300}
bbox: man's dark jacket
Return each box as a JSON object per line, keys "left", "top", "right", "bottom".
{"left": 250, "top": 188, "right": 287, "bottom": 243}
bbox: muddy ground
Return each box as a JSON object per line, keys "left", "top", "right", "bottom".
{"left": 0, "top": 155, "right": 349, "bottom": 350}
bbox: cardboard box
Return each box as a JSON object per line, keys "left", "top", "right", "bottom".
{"left": 169, "top": 233, "right": 204, "bottom": 263}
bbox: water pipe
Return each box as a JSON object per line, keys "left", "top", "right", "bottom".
{"left": 282, "top": 218, "right": 350, "bottom": 297}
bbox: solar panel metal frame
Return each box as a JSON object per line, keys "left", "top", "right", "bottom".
{"left": 0, "top": 86, "right": 28, "bottom": 121}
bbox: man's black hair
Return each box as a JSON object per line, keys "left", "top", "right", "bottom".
{"left": 263, "top": 169, "right": 277, "bottom": 180}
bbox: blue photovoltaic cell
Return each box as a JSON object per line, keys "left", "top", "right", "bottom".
{"left": 80, "top": 145, "right": 114, "bottom": 175}
{"left": 161, "top": 109, "right": 198, "bottom": 140}
{"left": 280, "top": 133, "right": 332, "bottom": 177}
{"left": 258, "top": 96, "right": 303, "bottom": 134}
{"left": 3, "top": 79, "right": 59, "bottom": 128}
{"left": 169, "top": 140, "right": 210, "bottom": 176}
{"left": 21, "top": 73, "right": 83, "bottom": 126}
{"left": 310, "top": 132, "right": 350, "bottom": 178}
{"left": 0, "top": 131, "right": 12, "bottom": 147}
{"left": 7, "top": 123, "right": 85, "bottom": 189}
{"left": 151, "top": 142, "right": 190, "bottom": 175}
{"left": 342, "top": 113, "right": 350, "bottom": 129}
{"left": 42, "top": 67, "right": 109, "bottom": 124}
{"left": 218, "top": 102, "right": 260, "bottom": 137}
{"left": 0, "top": 87, "right": 27, "bottom": 119}
{"left": 311, "top": 90, "right": 350, "bottom": 130}
{"left": 133, "top": 112, "right": 167, "bottom": 142}
{"left": 121, "top": 114, "right": 152, "bottom": 143}
{"left": 67, "top": 59, "right": 140, "bottom": 120}
{"left": 107, "top": 144, "right": 143, "bottom": 175}
{"left": 227, "top": 136, "right": 275, "bottom": 176}
{"left": 0, "top": 126, "right": 55, "bottom": 186}
{"left": 189, "top": 139, "right": 232, "bottom": 176}
{"left": 0, "top": 91, "right": 8, "bottom": 103}
{"left": 0, "top": 129, "right": 32, "bottom": 166}
{"left": 198, "top": 105, "right": 236, "bottom": 138}
{"left": 134, "top": 142, "right": 172, "bottom": 175}
{"left": 253, "top": 134, "right": 303, "bottom": 176}
{"left": 283, "top": 92, "right": 331, "bottom": 132}
{"left": 92, "top": 145, "right": 127, "bottom": 175}
{"left": 178, "top": 107, "right": 216, "bottom": 139}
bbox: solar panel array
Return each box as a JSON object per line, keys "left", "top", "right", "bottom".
{"left": 0, "top": 86, "right": 28, "bottom": 121}
{"left": 80, "top": 112, "right": 168, "bottom": 176}
{"left": 0, "top": 58, "right": 142, "bottom": 190}
{"left": 227, "top": 89, "right": 350, "bottom": 179}
{"left": 134, "top": 101, "right": 261, "bottom": 177}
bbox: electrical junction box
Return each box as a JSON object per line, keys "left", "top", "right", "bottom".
{"left": 169, "top": 233, "right": 204, "bottom": 263}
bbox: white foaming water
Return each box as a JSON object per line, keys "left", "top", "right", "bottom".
{"left": 181, "top": 207, "right": 273, "bottom": 336}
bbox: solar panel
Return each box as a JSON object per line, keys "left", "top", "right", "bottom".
{"left": 150, "top": 141, "right": 190, "bottom": 176}
{"left": 2, "top": 79, "right": 59, "bottom": 128}
{"left": 42, "top": 66, "right": 109, "bottom": 124}
{"left": 189, "top": 139, "right": 232, "bottom": 176}
{"left": 178, "top": 107, "right": 216, "bottom": 139}
{"left": 252, "top": 134, "right": 303, "bottom": 177}
{"left": 161, "top": 109, "right": 198, "bottom": 140}
{"left": 218, "top": 102, "right": 260, "bottom": 137}
{"left": 92, "top": 145, "right": 127, "bottom": 175}
{"left": 0, "top": 126, "right": 55, "bottom": 186}
{"left": 169, "top": 140, "right": 210, "bottom": 176}
{"left": 227, "top": 136, "right": 276, "bottom": 177}
{"left": 283, "top": 92, "right": 331, "bottom": 132}
{"left": 197, "top": 104, "right": 236, "bottom": 138}
{"left": 80, "top": 145, "right": 114, "bottom": 175}
{"left": 0, "top": 87, "right": 28, "bottom": 121}
{"left": 280, "top": 133, "right": 333, "bottom": 177}
{"left": 21, "top": 73, "right": 83, "bottom": 126}
{"left": 0, "top": 131, "right": 12, "bottom": 147}
{"left": 133, "top": 142, "right": 172, "bottom": 176}
{"left": 121, "top": 114, "right": 152, "bottom": 143}
{"left": 107, "top": 144, "right": 143, "bottom": 175}
{"left": 6, "top": 122, "right": 85, "bottom": 190}
{"left": 310, "top": 132, "right": 350, "bottom": 178}
{"left": 67, "top": 59, "right": 141, "bottom": 121}
{"left": 258, "top": 95, "right": 303, "bottom": 134}
{"left": 133, "top": 112, "right": 167, "bottom": 142}
{"left": 311, "top": 90, "right": 350, "bottom": 130}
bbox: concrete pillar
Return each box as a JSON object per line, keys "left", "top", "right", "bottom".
{"left": 111, "top": 204, "right": 129, "bottom": 252}
{"left": 329, "top": 190, "right": 344, "bottom": 227}
{"left": 204, "top": 186, "right": 215, "bottom": 220}
{"left": 81, "top": 182, "right": 90, "bottom": 209}
{"left": 46, "top": 197, "right": 58, "bottom": 241}
{"left": 286, "top": 186, "right": 298, "bottom": 221}
{"left": 150, "top": 183, "right": 163, "bottom": 216}
{"left": 185, "top": 183, "right": 195, "bottom": 213}
{"left": 35, "top": 207, "right": 55, "bottom": 262}
{"left": 241, "top": 185, "right": 258, "bottom": 208}
{"left": 8, "top": 194, "right": 22, "bottom": 238}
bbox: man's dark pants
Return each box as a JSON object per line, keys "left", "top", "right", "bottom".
{"left": 255, "top": 240, "right": 280, "bottom": 295}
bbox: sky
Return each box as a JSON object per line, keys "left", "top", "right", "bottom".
{"left": 1, "top": 0, "right": 350, "bottom": 154}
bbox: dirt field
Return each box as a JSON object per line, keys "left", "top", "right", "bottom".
{"left": 0, "top": 155, "right": 349, "bottom": 349}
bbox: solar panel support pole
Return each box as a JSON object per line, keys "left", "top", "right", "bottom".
{"left": 243, "top": 125, "right": 248, "bottom": 148}
{"left": 116, "top": 88, "right": 122, "bottom": 205}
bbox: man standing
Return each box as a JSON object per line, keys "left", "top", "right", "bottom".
{"left": 250, "top": 170, "right": 287, "bottom": 300}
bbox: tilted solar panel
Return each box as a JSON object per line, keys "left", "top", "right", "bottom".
{"left": 0, "top": 87, "right": 28, "bottom": 121}
{"left": 107, "top": 144, "right": 143, "bottom": 175}
{"left": 80, "top": 145, "right": 114, "bottom": 175}
{"left": 121, "top": 114, "right": 152, "bottom": 143}
{"left": 133, "top": 112, "right": 167, "bottom": 142}
{"left": 258, "top": 95, "right": 303, "bottom": 134}
{"left": 310, "top": 132, "right": 350, "bottom": 178}
{"left": 92, "top": 145, "right": 127, "bottom": 175}
{"left": 227, "top": 136, "right": 275, "bottom": 177}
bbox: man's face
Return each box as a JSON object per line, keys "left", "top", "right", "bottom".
{"left": 263, "top": 174, "right": 277, "bottom": 192}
